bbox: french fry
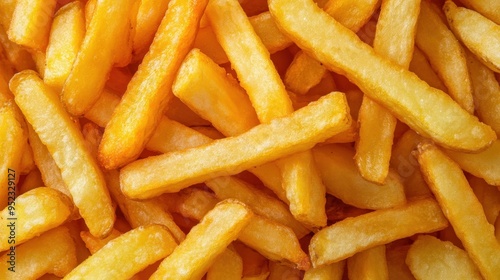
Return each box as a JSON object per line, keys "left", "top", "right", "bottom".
{"left": 65, "top": 225, "right": 177, "bottom": 279}
{"left": 444, "top": 140, "right": 500, "bottom": 186}
{"left": 121, "top": 92, "right": 351, "bottom": 199}
{"left": 44, "top": 1, "right": 85, "bottom": 93}
{"left": 386, "top": 245, "right": 415, "bottom": 280}
{"left": 313, "top": 144, "right": 406, "bottom": 210}
{"left": 150, "top": 200, "right": 253, "bottom": 280}
{"left": 409, "top": 47, "right": 447, "bottom": 92}
{"left": 415, "top": 1, "right": 474, "bottom": 113}
{"left": 355, "top": 0, "right": 420, "bottom": 184}
{"left": 347, "top": 245, "right": 389, "bottom": 280}
{"left": 0, "top": 26, "right": 35, "bottom": 72}
{"left": 80, "top": 228, "right": 122, "bottom": 254}
{"left": 323, "top": 0, "right": 380, "bottom": 33}
{"left": 18, "top": 138, "right": 35, "bottom": 175}
{"left": 444, "top": 1, "right": 500, "bottom": 73}
{"left": 132, "top": 0, "right": 171, "bottom": 59}
{"left": 11, "top": 70, "right": 115, "bottom": 238}
{"left": 406, "top": 235, "right": 483, "bottom": 280}
{"left": 468, "top": 175, "right": 500, "bottom": 225}
{"left": 7, "top": 0, "right": 57, "bottom": 51}
{"left": 19, "top": 169, "right": 43, "bottom": 194}
{"left": 0, "top": 226, "right": 77, "bottom": 279}
{"left": 417, "top": 143, "right": 500, "bottom": 279}
{"left": 303, "top": 261, "right": 345, "bottom": 280}
{"left": 193, "top": 26, "right": 229, "bottom": 65}
{"left": 0, "top": 187, "right": 72, "bottom": 251}
{"left": 99, "top": 0, "right": 208, "bottom": 170}
{"left": 249, "top": 11, "right": 293, "bottom": 54}
{"left": 309, "top": 198, "right": 448, "bottom": 267}
{"left": 284, "top": 50, "right": 327, "bottom": 95}
{"left": 458, "top": 0, "right": 500, "bottom": 25}
{"left": 206, "top": 247, "right": 243, "bottom": 280}
{"left": 268, "top": 0, "right": 496, "bottom": 152}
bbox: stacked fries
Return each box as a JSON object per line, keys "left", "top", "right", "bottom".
{"left": 1, "top": 0, "right": 500, "bottom": 279}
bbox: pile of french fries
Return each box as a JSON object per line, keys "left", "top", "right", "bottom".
{"left": 1, "top": 0, "right": 500, "bottom": 278}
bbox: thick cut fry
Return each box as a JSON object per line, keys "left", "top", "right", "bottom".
{"left": 444, "top": 1, "right": 500, "bottom": 73}
{"left": 249, "top": 11, "right": 293, "bottom": 54}
{"left": 121, "top": 92, "right": 351, "bottom": 199}
{"left": 309, "top": 198, "right": 448, "bottom": 267}
{"left": 0, "top": 226, "right": 77, "bottom": 279}
{"left": 409, "top": 47, "right": 447, "bottom": 92}
{"left": 268, "top": 0, "right": 496, "bottom": 152}
{"left": 150, "top": 200, "right": 253, "bottom": 280}
{"left": 0, "top": 187, "right": 72, "bottom": 251}
{"left": 65, "top": 225, "right": 177, "bottom": 279}
{"left": 61, "top": 0, "right": 135, "bottom": 116}
{"left": 10, "top": 71, "right": 115, "bottom": 238}
{"left": 133, "top": 0, "right": 171, "bottom": 58}
{"left": 207, "top": 248, "right": 243, "bottom": 280}
{"left": 347, "top": 245, "right": 388, "bottom": 280}
{"left": 99, "top": 0, "right": 208, "bottom": 169}
{"left": 7, "top": 0, "right": 57, "bottom": 51}
{"left": 415, "top": 1, "right": 474, "bottom": 113}
{"left": 44, "top": 1, "right": 85, "bottom": 93}
{"left": 355, "top": 0, "right": 420, "bottom": 184}
{"left": 444, "top": 140, "right": 500, "bottom": 186}
{"left": 466, "top": 50, "right": 500, "bottom": 136}
{"left": 406, "top": 235, "right": 483, "bottom": 280}
{"left": 284, "top": 50, "right": 327, "bottom": 95}
{"left": 417, "top": 143, "right": 500, "bottom": 279}
{"left": 313, "top": 144, "right": 406, "bottom": 209}
{"left": 323, "top": 0, "right": 380, "bottom": 33}
{"left": 303, "top": 261, "right": 345, "bottom": 280}
{"left": 458, "top": 0, "right": 500, "bottom": 25}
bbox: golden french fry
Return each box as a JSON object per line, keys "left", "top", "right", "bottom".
{"left": 284, "top": 50, "right": 327, "bottom": 95}
{"left": 0, "top": 226, "right": 77, "bottom": 279}
{"left": 18, "top": 169, "right": 43, "bottom": 194}
{"left": 80, "top": 228, "right": 122, "bottom": 254}
{"left": 61, "top": 0, "right": 135, "bottom": 115}
{"left": 406, "top": 235, "right": 483, "bottom": 280}
{"left": 249, "top": 11, "right": 293, "bottom": 54}
{"left": 458, "top": 0, "right": 500, "bottom": 25}
{"left": 132, "top": 0, "right": 170, "bottom": 58}
{"left": 409, "top": 47, "right": 447, "bottom": 92}
{"left": 313, "top": 144, "right": 406, "bottom": 209}
{"left": 121, "top": 92, "right": 351, "bottom": 199}
{"left": 207, "top": 248, "right": 243, "bottom": 280}
{"left": 44, "top": 1, "right": 85, "bottom": 93}
{"left": 150, "top": 200, "right": 253, "bottom": 280}
{"left": 65, "top": 225, "right": 177, "bottom": 279}
{"left": 99, "top": 0, "right": 208, "bottom": 170}
{"left": 303, "top": 261, "right": 345, "bottom": 280}
{"left": 268, "top": 0, "right": 496, "bottom": 152}
{"left": 323, "top": 0, "right": 380, "bottom": 33}
{"left": 7, "top": 0, "right": 57, "bottom": 51}
{"left": 347, "top": 245, "right": 389, "bottom": 280}
{"left": 468, "top": 176, "right": 500, "bottom": 225}
{"left": 193, "top": 26, "right": 229, "bottom": 65}
{"left": 11, "top": 70, "right": 115, "bottom": 237}
{"left": 309, "top": 198, "right": 448, "bottom": 267}
{"left": 415, "top": 1, "right": 474, "bottom": 113}
{"left": 386, "top": 245, "right": 415, "bottom": 280}
{"left": 417, "top": 143, "right": 500, "bottom": 279}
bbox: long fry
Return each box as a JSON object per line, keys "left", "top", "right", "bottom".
{"left": 268, "top": 0, "right": 496, "bottom": 152}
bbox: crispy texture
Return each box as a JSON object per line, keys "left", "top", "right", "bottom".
{"left": 347, "top": 245, "right": 389, "bottom": 280}
{"left": 309, "top": 198, "right": 448, "bottom": 267}
{"left": 444, "top": 1, "right": 500, "bottom": 73}
{"left": 323, "top": 0, "right": 380, "bottom": 33}
{"left": 458, "top": 0, "right": 500, "bottom": 25}
{"left": 99, "top": 0, "right": 208, "bottom": 169}
{"left": 61, "top": 0, "right": 135, "bottom": 116}
{"left": 44, "top": 1, "right": 85, "bottom": 93}
{"left": 313, "top": 144, "right": 406, "bottom": 209}
{"left": 10, "top": 71, "right": 115, "bottom": 237}
{"left": 406, "top": 235, "right": 483, "bottom": 279}
{"left": 150, "top": 200, "right": 253, "bottom": 280}
{"left": 120, "top": 92, "right": 351, "bottom": 199}
{"left": 303, "top": 261, "right": 345, "bottom": 280}
{"left": 268, "top": 0, "right": 496, "bottom": 152}
{"left": 65, "top": 225, "right": 177, "bottom": 279}
{"left": 0, "top": 226, "right": 77, "bottom": 279}
{"left": 417, "top": 143, "right": 500, "bottom": 279}
{"left": 207, "top": 248, "right": 243, "bottom": 280}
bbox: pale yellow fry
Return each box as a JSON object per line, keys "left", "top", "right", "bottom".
{"left": 65, "top": 225, "right": 177, "bottom": 280}
{"left": 150, "top": 200, "right": 253, "bottom": 280}
{"left": 313, "top": 144, "right": 406, "bottom": 209}
{"left": 0, "top": 187, "right": 72, "bottom": 251}
{"left": 355, "top": 0, "right": 420, "bottom": 184}
{"left": 323, "top": 0, "right": 380, "bottom": 33}
{"left": 347, "top": 245, "right": 388, "bottom": 280}
{"left": 207, "top": 248, "right": 243, "bottom": 280}
{"left": 309, "top": 198, "right": 448, "bottom": 267}
{"left": 11, "top": 71, "right": 115, "bottom": 237}
{"left": 417, "top": 143, "right": 500, "bottom": 279}
{"left": 406, "top": 235, "right": 483, "bottom": 280}
{"left": 416, "top": 1, "right": 474, "bottom": 113}
{"left": 121, "top": 92, "right": 351, "bottom": 199}
{"left": 466, "top": 49, "right": 500, "bottom": 136}
{"left": 444, "top": 140, "right": 500, "bottom": 186}
{"left": 0, "top": 226, "right": 77, "bottom": 279}
{"left": 7, "top": 0, "right": 57, "bottom": 50}
{"left": 61, "top": 0, "right": 135, "bottom": 116}
{"left": 409, "top": 47, "right": 448, "bottom": 92}
{"left": 445, "top": 1, "right": 500, "bottom": 74}
{"left": 303, "top": 261, "right": 345, "bottom": 280}
{"left": 458, "top": 0, "right": 500, "bottom": 26}
{"left": 44, "top": 1, "right": 85, "bottom": 93}
{"left": 99, "top": 0, "right": 208, "bottom": 169}
{"left": 268, "top": 0, "right": 496, "bottom": 152}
